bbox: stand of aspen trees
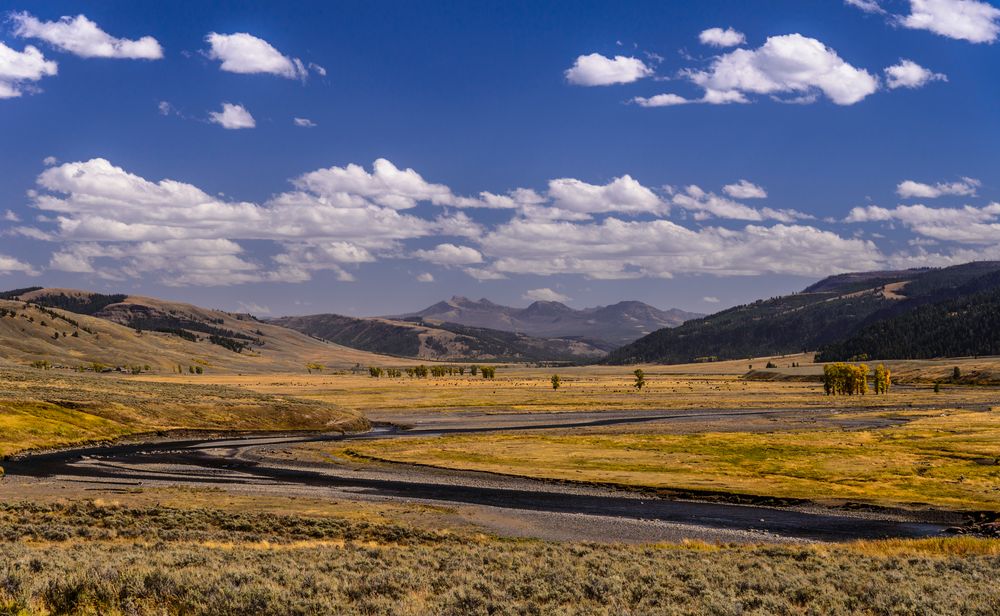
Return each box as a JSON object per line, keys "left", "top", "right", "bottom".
{"left": 823, "top": 363, "right": 891, "bottom": 395}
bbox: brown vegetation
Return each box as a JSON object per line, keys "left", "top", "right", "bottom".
{"left": 0, "top": 501, "right": 997, "bottom": 615}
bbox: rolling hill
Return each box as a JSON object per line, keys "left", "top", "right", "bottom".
{"left": 395, "top": 297, "right": 701, "bottom": 346}
{"left": 271, "top": 313, "right": 608, "bottom": 362}
{"left": 607, "top": 261, "right": 1000, "bottom": 365}
{"left": 0, "top": 288, "right": 404, "bottom": 373}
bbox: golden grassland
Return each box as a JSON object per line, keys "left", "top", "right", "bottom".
{"left": 308, "top": 407, "right": 1000, "bottom": 511}
{"left": 135, "top": 355, "right": 1000, "bottom": 418}
{"left": 0, "top": 368, "right": 365, "bottom": 458}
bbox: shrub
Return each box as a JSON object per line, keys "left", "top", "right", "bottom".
{"left": 633, "top": 369, "right": 646, "bottom": 391}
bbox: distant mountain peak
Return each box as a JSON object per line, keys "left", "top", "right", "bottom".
{"left": 398, "top": 296, "right": 702, "bottom": 345}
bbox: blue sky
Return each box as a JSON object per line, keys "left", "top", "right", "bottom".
{"left": 1, "top": 0, "right": 999, "bottom": 316}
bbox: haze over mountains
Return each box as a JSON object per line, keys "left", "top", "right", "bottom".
{"left": 272, "top": 297, "right": 697, "bottom": 361}
{"left": 395, "top": 297, "right": 702, "bottom": 347}
{"left": 271, "top": 313, "right": 608, "bottom": 362}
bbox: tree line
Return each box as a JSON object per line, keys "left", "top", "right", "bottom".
{"left": 366, "top": 365, "right": 498, "bottom": 379}
{"left": 822, "top": 363, "right": 891, "bottom": 395}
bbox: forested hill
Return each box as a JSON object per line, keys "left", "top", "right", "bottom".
{"left": 606, "top": 261, "right": 1000, "bottom": 365}
{"left": 816, "top": 270, "right": 1000, "bottom": 361}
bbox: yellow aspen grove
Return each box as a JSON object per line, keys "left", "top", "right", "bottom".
{"left": 874, "top": 364, "right": 891, "bottom": 394}
{"left": 823, "top": 363, "right": 870, "bottom": 396}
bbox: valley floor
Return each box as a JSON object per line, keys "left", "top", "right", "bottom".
{"left": 2, "top": 359, "right": 1000, "bottom": 614}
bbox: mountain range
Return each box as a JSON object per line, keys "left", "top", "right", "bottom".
{"left": 394, "top": 297, "right": 702, "bottom": 347}
{"left": 608, "top": 261, "right": 1000, "bottom": 365}
{"left": 270, "top": 313, "right": 608, "bottom": 362}
{"left": 7, "top": 261, "right": 1000, "bottom": 371}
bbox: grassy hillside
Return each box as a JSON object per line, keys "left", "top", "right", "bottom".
{"left": 0, "top": 367, "right": 366, "bottom": 458}
{"left": 0, "top": 289, "right": 407, "bottom": 373}
{"left": 273, "top": 313, "right": 608, "bottom": 361}
{"left": 608, "top": 262, "right": 1000, "bottom": 365}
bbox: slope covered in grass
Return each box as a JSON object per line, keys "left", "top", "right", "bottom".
{"left": 0, "top": 368, "right": 366, "bottom": 458}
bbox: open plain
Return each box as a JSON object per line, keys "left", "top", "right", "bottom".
{"left": 3, "top": 358, "right": 1000, "bottom": 614}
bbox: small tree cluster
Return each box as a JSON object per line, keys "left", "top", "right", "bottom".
{"left": 369, "top": 366, "right": 384, "bottom": 378}
{"left": 30, "top": 360, "right": 52, "bottom": 370}
{"left": 481, "top": 366, "right": 496, "bottom": 379}
{"left": 470, "top": 365, "right": 479, "bottom": 376}
{"left": 414, "top": 365, "right": 429, "bottom": 378}
{"left": 306, "top": 362, "right": 324, "bottom": 374}
{"left": 873, "top": 364, "right": 891, "bottom": 395}
{"left": 551, "top": 374, "right": 561, "bottom": 390}
{"left": 823, "top": 363, "right": 869, "bottom": 395}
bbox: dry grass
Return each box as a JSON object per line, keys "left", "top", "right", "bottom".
{"left": 0, "top": 500, "right": 997, "bottom": 615}
{"left": 0, "top": 368, "right": 365, "bottom": 458}
{"left": 0, "top": 297, "right": 402, "bottom": 374}
{"left": 312, "top": 408, "right": 1000, "bottom": 511}
{"left": 140, "top": 361, "right": 1000, "bottom": 419}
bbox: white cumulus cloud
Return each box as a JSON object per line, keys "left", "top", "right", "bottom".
{"left": 22, "top": 158, "right": 443, "bottom": 285}
{"left": 642, "top": 34, "right": 879, "bottom": 107}
{"left": 205, "top": 32, "right": 307, "bottom": 79}
{"left": 0, "top": 254, "right": 37, "bottom": 275}
{"left": 523, "top": 288, "right": 571, "bottom": 303}
{"left": 722, "top": 179, "right": 767, "bottom": 199}
{"left": 293, "top": 117, "right": 316, "bottom": 127}
{"left": 416, "top": 272, "right": 434, "bottom": 283}
{"left": 689, "top": 34, "right": 878, "bottom": 105}
{"left": 896, "top": 177, "right": 980, "bottom": 198}
{"left": 564, "top": 53, "right": 652, "bottom": 86}
{"left": 673, "top": 185, "right": 806, "bottom": 222}
{"left": 884, "top": 59, "right": 947, "bottom": 89}
{"left": 292, "top": 158, "right": 478, "bottom": 210}
{"left": 548, "top": 175, "right": 664, "bottom": 216}
{"left": 209, "top": 103, "right": 255, "bottom": 129}
{"left": 632, "top": 93, "right": 692, "bottom": 107}
{"left": 845, "top": 202, "right": 1000, "bottom": 244}
{"left": 479, "top": 218, "right": 884, "bottom": 280}
{"left": 898, "top": 0, "right": 1000, "bottom": 43}
{"left": 699, "top": 27, "right": 746, "bottom": 47}
{"left": 0, "top": 41, "right": 58, "bottom": 99}
{"left": 11, "top": 12, "right": 162, "bottom": 59}
{"left": 413, "top": 243, "right": 483, "bottom": 265}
